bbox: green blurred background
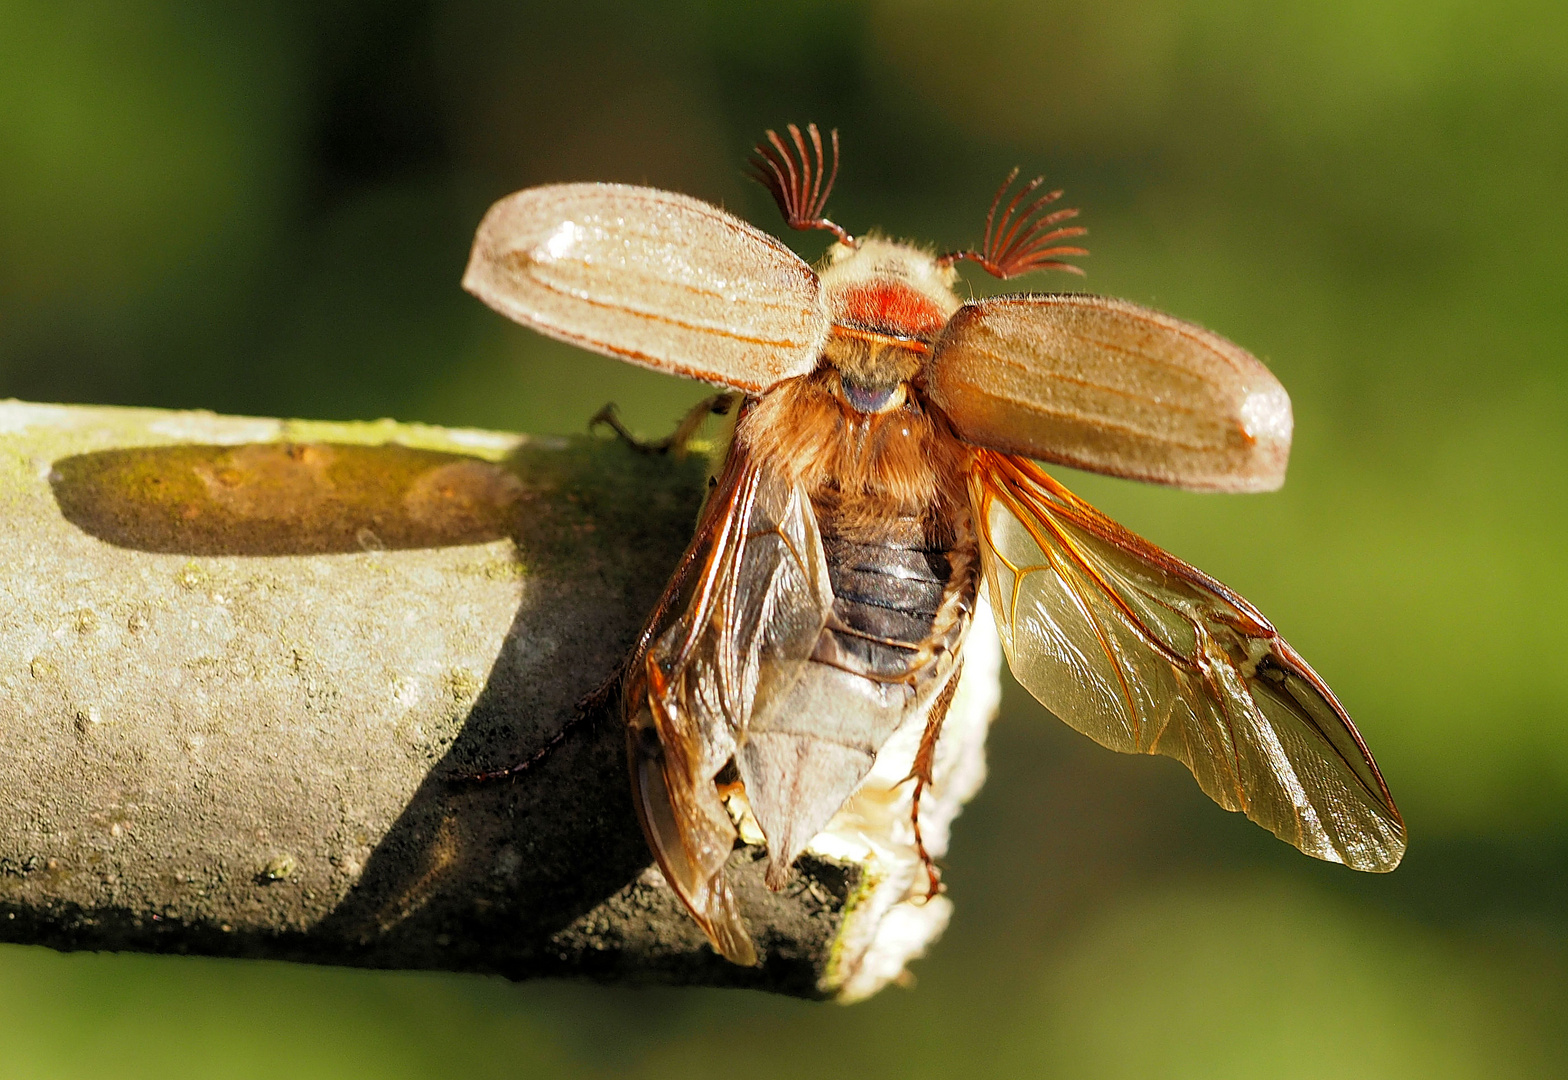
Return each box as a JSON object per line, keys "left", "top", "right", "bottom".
{"left": 3, "top": 0, "right": 1565, "bottom": 1075}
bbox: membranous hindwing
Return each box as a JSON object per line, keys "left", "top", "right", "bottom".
{"left": 970, "top": 451, "right": 1404, "bottom": 872}
{"left": 648, "top": 452, "right": 834, "bottom": 755}
{"left": 628, "top": 442, "right": 834, "bottom": 964}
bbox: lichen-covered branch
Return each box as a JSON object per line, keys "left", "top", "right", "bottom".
{"left": 0, "top": 401, "right": 998, "bottom": 1001}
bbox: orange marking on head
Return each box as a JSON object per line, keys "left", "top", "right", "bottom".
{"left": 831, "top": 281, "right": 950, "bottom": 340}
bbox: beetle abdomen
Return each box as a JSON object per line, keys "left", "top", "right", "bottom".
{"left": 818, "top": 518, "right": 953, "bottom": 677}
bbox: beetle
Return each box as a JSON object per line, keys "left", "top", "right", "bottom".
{"left": 461, "top": 124, "right": 1405, "bottom": 965}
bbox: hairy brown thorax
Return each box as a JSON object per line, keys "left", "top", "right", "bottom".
{"left": 738, "top": 372, "right": 971, "bottom": 544}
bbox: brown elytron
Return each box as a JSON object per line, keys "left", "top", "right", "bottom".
{"left": 463, "top": 125, "right": 1405, "bottom": 965}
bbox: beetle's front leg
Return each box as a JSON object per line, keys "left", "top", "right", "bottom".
{"left": 591, "top": 393, "right": 738, "bottom": 457}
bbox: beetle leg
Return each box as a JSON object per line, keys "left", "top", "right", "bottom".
{"left": 904, "top": 664, "right": 962, "bottom": 900}
{"left": 588, "top": 402, "right": 649, "bottom": 449}
{"left": 450, "top": 663, "right": 622, "bottom": 785}
{"left": 591, "top": 394, "right": 737, "bottom": 457}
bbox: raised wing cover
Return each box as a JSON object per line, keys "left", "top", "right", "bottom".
{"left": 464, "top": 182, "right": 830, "bottom": 393}
{"left": 927, "top": 294, "right": 1292, "bottom": 492}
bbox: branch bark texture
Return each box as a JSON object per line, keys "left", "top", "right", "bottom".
{"left": 0, "top": 401, "right": 998, "bottom": 1000}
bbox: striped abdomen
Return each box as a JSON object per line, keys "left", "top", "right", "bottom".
{"left": 814, "top": 513, "right": 969, "bottom": 680}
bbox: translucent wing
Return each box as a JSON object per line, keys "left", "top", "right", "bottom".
{"left": 927, "top": 294, "right": 1292, "bottom": 492}
{"left": 970, "top": 450, "right": 1404, "bottom": 870}
{"left": 625, "top": 438, "right": 834, "bottom": 963}
{"left": 464, "top": 183, "right": 830, "bottom": 393}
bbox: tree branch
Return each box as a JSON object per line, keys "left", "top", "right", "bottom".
{"left": 0, "top": 400, "right": 999, "bottom": 1000}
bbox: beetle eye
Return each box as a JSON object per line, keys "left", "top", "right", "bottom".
{"left": 840, "top": 376, "right": 902, "bottom": 413}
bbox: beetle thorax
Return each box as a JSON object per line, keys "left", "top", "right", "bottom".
{"left": 817, "top": 239, "right": 961, "bottom": 413}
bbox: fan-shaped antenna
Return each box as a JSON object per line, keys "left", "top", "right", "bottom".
{"left": 746, "top": 123, "right": 855, "bottom": 247}
{"left": 939, "top": 169, "right": 1087, "bottom": 278}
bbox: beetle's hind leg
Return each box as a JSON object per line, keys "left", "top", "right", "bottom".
{"left": 450, "top": 663, "right": 622, "bottom": 785}
{"left": 591, "top": 394, "right": 738, "bottom": 457}
{"left": 904, "top": 665, "right": 963, "bottom": 901}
